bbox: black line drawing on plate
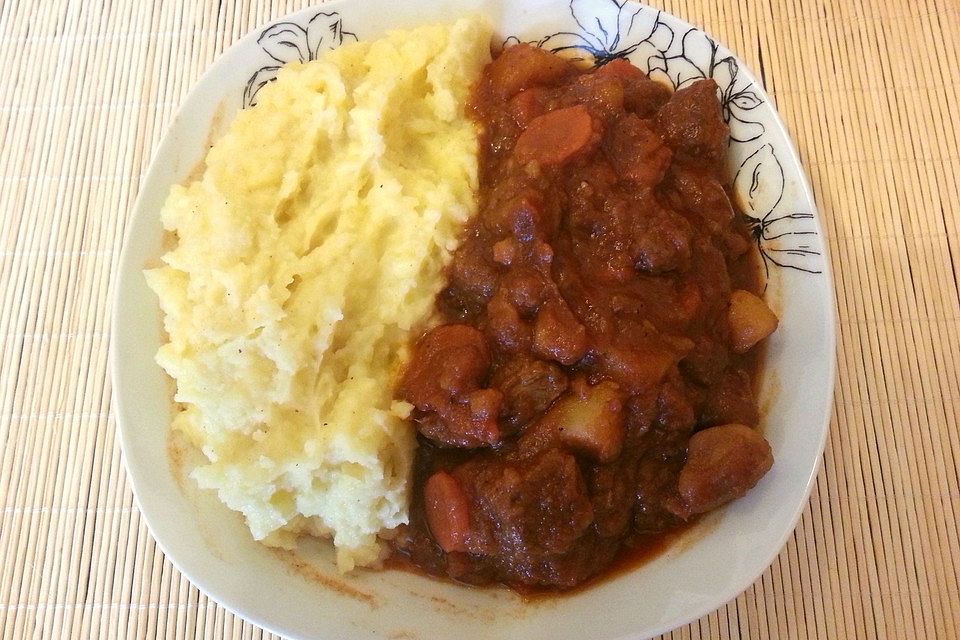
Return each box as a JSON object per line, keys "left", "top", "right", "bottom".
{"left": 243, "top": 11, "right": 357, "bottom": 108}
{"left": 519, "top": 0, "right": 765, "bottom": 142}
{"left": 242, "top": 0, "right": 822, "bottom": 279}
{"left": 507, "top": 0, "right": 822, "bottom": 279}
{"left": 735, "top": 144, "right": 823, "bottom": 280}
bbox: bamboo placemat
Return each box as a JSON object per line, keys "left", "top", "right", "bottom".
{"left": 1, "top": 0, "right": 958, "bottom": 638}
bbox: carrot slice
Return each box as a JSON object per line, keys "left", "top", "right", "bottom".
{"left": 423, "top": 471, "right": 471, "bottom": 553}
{"left": 514, "top": 105, "right": 595, "bottom": 167}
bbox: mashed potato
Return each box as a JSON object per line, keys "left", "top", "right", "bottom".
{"left": 145, "top": 17, "right": 491, "bottom": 571}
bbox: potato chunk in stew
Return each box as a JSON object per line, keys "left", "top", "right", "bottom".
{"left": 675, "top": 424, "right": 774, "bottom": 515}
{"left": 541, "top": 379, "right": 626, "bottom": 462}
{"left": 392, "top": 46, "right": 778, "bottom": 591}
{"left": 727, "top": 289, "right": 779, "bottom": 353}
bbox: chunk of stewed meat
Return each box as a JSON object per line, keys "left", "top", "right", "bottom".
{"left": 485, "top": 289, "right": 532, "bottom": 353}
{"left": 400, "top": 325, "right": 503, "bottom": 447}
{"left": 562, "top": 72, "right": 626, "bottom": 117}
{"left": 482, "top": 176, "right": 552, "bottom": 240}
{"left": 594, "top": 58, "right": 672, "bottom": 116}
{"left": 491, "top": 355, "right": 568, "bottom": 432}
{"left": 700, "top": 368, "right": 759, "bottom": 427}
{"left": 508, "top": 87, "right": 547, "bottom": 128}
{"left": 655, "top": 79, "right": 729, "bottom": 167}
{"left": 624, "top": 388, "right": 660, "bottom": 442}
{"left": 515, "top": 105, "right": 598, "bottom": 167}
{"left": 680, "top": 337, "right": 730, "bottom": 386}
{"left": 632, "top": 207, "right": 693, "bottom": 274}
{"left": 633, "top": 444, "right": 686, "bottom": 533}
{"left": 687, "top": 236, "right": 734, "bottom": 316}
{"left": 442, "top": 235, "right": 497, "bottom": 320}
{"left": 662, "top": 165, "right": 735, "bottom": 233}
{"left": 584, "top": 456, "right": 637, "bottom": 538}
{"left": 568, "top": 194, "right": 639, "bottom": 284}
{"left": 487, "top": 43, "right": 572, "bottom": 99}
{"left": 675, "top": 424, "right": 774, "bottom": 515}
{"left": 467, "top": 449, "right": 594, "bottom": 557}
{"left": 532, "top": 296, "right": 589, "bottom": 365}
{"left": 656, "top": 381, "right": 696, "bottom": 433}
{"left": 727, "top": 289, "right": 779, "bottom": 353}
{"left": 501, "top": 267, "right": 551, "bottom": 318}
{"left": 604, "top": 114, "right": 672, "bottom": 187}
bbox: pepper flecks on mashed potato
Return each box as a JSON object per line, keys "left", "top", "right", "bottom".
{"left": 145, "top": 17, "right": 492, "bottom": 571}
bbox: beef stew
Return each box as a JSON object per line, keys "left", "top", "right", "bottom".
{"left": 391, "top": 45, "right": 778, "bottom": 590}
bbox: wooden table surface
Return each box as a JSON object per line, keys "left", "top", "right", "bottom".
{"left": 1, "top": 0, "right": 958, "bottom": 638}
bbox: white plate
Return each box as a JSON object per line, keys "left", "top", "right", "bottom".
{"left": 112, "top": 0, "right": 836, "bottom": 638}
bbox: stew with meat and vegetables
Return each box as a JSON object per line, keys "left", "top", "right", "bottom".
{"left": 390, "top": 44, "right": 778, "bottom": 590}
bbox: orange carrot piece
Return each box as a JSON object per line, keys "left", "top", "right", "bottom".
{"left": 424, "top": 471, "right": 471, "bottom": 553}
{"left": 514, "top": 105, "right": 595, "bottom": 167}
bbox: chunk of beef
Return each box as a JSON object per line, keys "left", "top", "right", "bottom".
{"left": 441, "top": 234, "right": 498, "bottom": 321}
{"left": 553, "top": 252, "right": 617, "bottom": 338}
{"left": 562, "top": 72, "right": 626, "bottom": 117}
{"left": 633, "top": 441, "right": 686, "bottom": 533}
{"left": 674, "top": 423, "right": 773, "bottom": 515}
{"left": 665, "top": 281, "right": 703, "bottom": 327}
{"left": 655, "top": 79, "right": 729, "bottom": 168}
{"left": 400, "top": 325, "right": 503, "bottom": 447}
{"left": 507, "top": 87, "right": 547, "bottom": 128}
{"left": 419, "top": 449, "right": 621, "bottom": 589}
{"left": 482, "top": 175, "right": 552, "bottom": 241}
{"left": 532, "top": 296, "right": 589, "bottom": 365}
{"left": 700, "top": 368, "right": 759, "bottom": 427}
{"left": 491, "top": 355, "right": 568, "bottom": 432}
{"left": 687, "top": 236, "right": 733, "bottom": 317}
{"left": 624, "top": 388, "right": 659, "bottom": 443}
{"left": 604, "top": 114, "right": 672, "bottom": 187}
{"left": 660, "top": 165, "right": 735, "bottom": 233}
{"left": 499, "top": 266, "right": 551, "bottom": 318}
{"left": 485, "top": 289, "right": 532, "bottom": 353}
{"left": 468, "top": 449, "right": 594, "bottom": 556}
{"left": 585, "top": 455, "right": 637, "bottom": 538}
{"left": 680, "top": 337, "right": 730, "bottom": 386}
{"left": 631, "top": 206, "right": 693, "bottom": 274}
{"left": 568, "top": 195, "right": 637, "bottom": 285}
{"left": 656, "top": 381, "right": 696, "bottom": 433}
{"left": 594, "top": 59, "right": 671, "bottom": 116}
